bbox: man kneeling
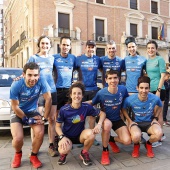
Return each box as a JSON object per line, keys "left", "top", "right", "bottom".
{"left": 122, "top": 76, "right": 163, "bottom": 158}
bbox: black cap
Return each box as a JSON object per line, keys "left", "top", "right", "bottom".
{"left": 86, "top": 40, "right": 96, "bottom": 46}
{"left": 125, "top": 36, "right": 136, "bottom": 46}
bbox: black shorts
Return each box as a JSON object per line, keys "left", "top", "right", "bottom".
{"left": 57, "top": 88, "right": 69, "bottom": 110}
{"left": 82, "top": 90, "right": 98, "bottom": 102}
{"left": 136, "top": 122, "right": 152, "bottom": 133}
{"left": 151, "top": 89, "right": 166, "bottom": 101}
{"left": 111, "top": 119, "right": 126, "bottom": 131}
{"left": 10, "top": 110, "right": 41, "bottom": 124}
{"left": 38, "top": 92, "right": 57, "bottom": 106}
{"left": 67, "top": 136, "right": 81, "bottom": 144}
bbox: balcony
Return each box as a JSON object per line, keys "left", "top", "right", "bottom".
{"left": 20, "top": 31, "right": 27, "bottom": 43}
{"left": 10, "top": 40, "right": 19, "bottom": 54}
{"left": 135, "top": 37, "right": 168, "bottom": 48}
{"left": 54, "top": 28, "right": 77, "bottom": 39}
{"left": 93, "top": 34, "right": 111, "bottom": 43}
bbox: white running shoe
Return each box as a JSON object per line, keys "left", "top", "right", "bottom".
{"left": 160, "top": 135, "right": 166, "bottom": 141}
{"left": 152, "top": 141, "right": 162, "bottom": 148}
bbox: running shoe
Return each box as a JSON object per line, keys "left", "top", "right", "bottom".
{"left": 11, "top": 152, "right": 22, "bottom": 168}
{"left": 93, "top": 139, "right": 100, "bottom": 146}
{"left": 48, "top": 145, "right": 58, "bottom": 157}
{"left": 132, "top": 144, "right": 140, "bottom": 158}
{"left": 152, "top": 141, "right": 162, "bottom": 148}
{"left": 101, "top": 151, "right": 110, "bottom": 165}
{"left": 30, "top": 155, "right": 42, "bottom": 168}
{"left": 109, "top": 141, "right": 120, "bottom": 153}
{"left": 145, "top": 143, "right": 154, "bottom": 158}
{"left": 80, "top": 150, "right": 92, "bottom": 166}
{"left": 58, "top": 154, "right": 67, "bottom": 165}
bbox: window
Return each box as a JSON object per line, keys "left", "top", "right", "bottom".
{"left": 152, "top": 27, "right": 158, "bottom": 39}
{"left": 130, "top": 0, "right": 137, "bottom": 10}
{"left": 130, "top": 23, "right": 137, "bottom": 37}
{"left": 151, "top": 1, "right": 158, "bottom": 14}
{"left": 96, "top": 48, "right": 105, "bottom": 57}
{"left": 58, "top": 13, "right": 70, "bottom": 37}
{"left": 96, "top": 0, "right": 103, "bottom": 4}
{"left": 95, "top": 19, "right": 104, "bottom": 41}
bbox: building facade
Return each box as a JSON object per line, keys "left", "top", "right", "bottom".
{"left": 0, "top": 0, "right": 4, "bottom": 67}
{"left": 3, "top": 0, "right": 170, "bottom": 68}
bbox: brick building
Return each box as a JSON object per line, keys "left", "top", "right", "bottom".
{"left": 3, "top": 0, "right": 170, "bottom": 67}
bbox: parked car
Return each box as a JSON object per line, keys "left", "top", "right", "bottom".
{"left": 0, "top": 67, "right": 22, "bottom": 129}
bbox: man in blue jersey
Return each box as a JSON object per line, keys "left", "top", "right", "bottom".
{"left": 122, "top": 76, "right": 163, "bottom": 158}
{"left": 10, "top": 62, "right": 52, "bottom": 168}
{"left": 100, "top": 40, "right": 124, "bottom": 87}
{"left": 76, "top": 40, "right": 102, "bottom": 146}
{"left": 90, "top": 69, "right": 131, "bottom": 165}
{"left": 53, "top": 36, "right": 76, "bottom": 111}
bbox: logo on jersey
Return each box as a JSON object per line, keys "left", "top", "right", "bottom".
{"left": 72, "top": 114, "right": 85, "bottom": 124}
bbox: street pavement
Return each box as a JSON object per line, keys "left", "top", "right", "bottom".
{"left": 1, "top": 109, "right": 170, "bottom": 170}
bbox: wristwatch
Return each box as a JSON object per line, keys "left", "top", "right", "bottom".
{"left": 157, "top": 88, "right": 161, "bottom": 92}
{"left": 42, "top": 116, "right": 48, "bottom": 122}
{"left": 59, "top": 134, "right": 65, "bottom": 141}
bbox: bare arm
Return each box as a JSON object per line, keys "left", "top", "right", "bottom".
{"left": 156, "top": 72, "right": 165, "bottom": 97}
{"left": 56, "top": 122, "right": 64, "bottom": 136}
{"left": 121, "top": 108, "right": 136, "bottom": 127}
{"left": 42, "top": 92, "right": 52, "bottom": 119}
{"left": 92, "top": 110, "right": 106, "bottom": 134}
{"left": 11, "top": 100, "right": 26, "bottom": 118}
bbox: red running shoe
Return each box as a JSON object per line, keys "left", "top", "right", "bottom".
{"left": 11, "top": 152, "right": 22, "bottom": 168}
{"left": 101, "top": 151, "right": 110, "bottom": 165}
{"left": 145, "top": 143, "right": 154, "bottom": 158}
{"left": 109, "top": 141, "right": 120, "bottom": 153}
{"left": 132, "top": 144, "right": 140, "bottom": 158}
{"left": 30, "top": 155, "right": 42, "bottom": 168}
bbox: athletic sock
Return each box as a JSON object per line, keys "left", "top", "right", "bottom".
{"left": 109, "top": 136, "right": 115, "bottom": 142}
{"left": 103, "top": 146, "right": 109, "bottom": 151}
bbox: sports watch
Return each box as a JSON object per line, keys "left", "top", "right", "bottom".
{"left": 42, "top": 116, "right": 48, "bottom": 122}
{"left": 59, "top": 134, "right": 65, "bottom": 141}
{"left": 157, "top": 88, "right": 161, "bottom": 92}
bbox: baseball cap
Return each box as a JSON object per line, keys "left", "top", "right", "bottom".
{"left": 86, "top": 40, "right": 96, "bottom": 46}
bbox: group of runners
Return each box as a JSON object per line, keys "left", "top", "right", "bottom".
{"left": 9, "top": 35, "right": 168, "bottom": 168}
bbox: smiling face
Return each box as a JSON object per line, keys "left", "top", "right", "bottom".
{"left": 147, "top": 43, "right": 157, "bottom": 58}
{"left": 105, "top": 73, "right": 119, "bottom": 89}
{"left": 137, "top": 82, "right": 150, "bottom": 101}
{"left": 70, "top": 87, "right": 83, "bottom": 105}
{"left": 38, "top": 37, "right": 51, "bottom": 54}
{"left": 23, "top": 69, "right": 40, "bottom": 87}
{"left": 60, "top": 38, "right": 71, "bottom": 57}
{"left": 106, "top": 44, "right": 117, "bottom": 58}
{"left": 127, "top": 42, "right": 137, "bottom": 56}
{"left": 85, "top": 45, "right": 95, "bottom": 57}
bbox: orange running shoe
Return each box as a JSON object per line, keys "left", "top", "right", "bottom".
{"left": 101, "top": 151, "right": 110, "bottom": 165}
{"left": 109, "top": 141, "right": 120, "bottom": 153}
{"left": 11, "top": 152, "right": 22, "bottom": 168}
{"left": 145, "top": 143, "right": 154, "bottom": 158}
{"left": 132, "top": 144, "right": 140, "bottom": 158}
{"left": 30, "top": 155, "right": 42, "bottom": 168}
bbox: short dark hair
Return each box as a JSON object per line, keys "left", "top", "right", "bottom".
{"left": 147, "top": 40, "right": 158, "bottom": 49}
{"left": 68, "top": 81, "right": 85, "bottom": 104}
{"left": 37, "top": 35, "right": 52, "bottom": 53}
{"left": 137, "top": 76, "right": 150, "bottom": 87}
{"left": 23, "top": 62, "right": 40, "bottom": 74}
{"left": 125, "top": 36, "right": 136, "bottom": 46}
{"left": 60, "top": 36, "right": 71, "bottom": 44}
{"left": 105, "top": 69, "right": 120, "bottom": 78}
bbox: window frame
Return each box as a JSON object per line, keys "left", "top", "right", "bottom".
{"left": 130, "top": 0, "right": 138, "bottom": 10}
{"left": 150, "top": 0, "right": 160, "bottom": 14}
